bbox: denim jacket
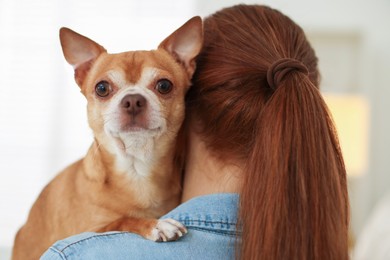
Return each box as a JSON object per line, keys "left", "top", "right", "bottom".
{"left": 41, "top": 193, "right": 240, "bottom": 260}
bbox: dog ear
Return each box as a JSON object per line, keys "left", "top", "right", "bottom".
{"left": 158, "top": 16, "right": 203, "bottom": 78}
{"left": 59, "top": 28, "right": 106, "bottom": 87}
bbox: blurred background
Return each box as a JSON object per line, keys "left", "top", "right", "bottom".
{"left": 0, "top": 0, "right": 389, "bottom": 259}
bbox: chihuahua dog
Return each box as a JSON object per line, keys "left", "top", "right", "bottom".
{"left": 12, "top": 17, "right": 203, "bottom": 260}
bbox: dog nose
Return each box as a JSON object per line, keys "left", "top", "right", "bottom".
{"left": 120, "top": 94, "right": 147, "bottom": 116}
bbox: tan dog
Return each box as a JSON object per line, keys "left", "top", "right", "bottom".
{"left": 12, "top": 17, "right": 203, "bottom": 260}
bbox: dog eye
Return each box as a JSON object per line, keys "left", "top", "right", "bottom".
{"left": 156, "top": 79, "right": 173, "bottom": 94}
{"left": 95, "top": 81, "right": 111, "bottom": 97}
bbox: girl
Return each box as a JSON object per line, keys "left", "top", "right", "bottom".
{"left": 42, "top": 4, "right": 349, "bottom": 260}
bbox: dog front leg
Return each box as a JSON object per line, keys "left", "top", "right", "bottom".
{"left": 97, "top": 217, "right": 187, "bottom": 242}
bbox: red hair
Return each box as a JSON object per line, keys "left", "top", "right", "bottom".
{"left": 185, "top": 4, "right": 349, "bottom": 259}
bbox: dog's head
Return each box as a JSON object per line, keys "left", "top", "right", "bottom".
{"left": 59, "top": 17, "right": 202, "bottom": 163}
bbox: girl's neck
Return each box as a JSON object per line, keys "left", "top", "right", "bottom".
{"left": 181, "top": 130, "right": 242, "bottom": 203}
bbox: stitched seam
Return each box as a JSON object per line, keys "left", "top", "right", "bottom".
{"left": 183, "top": 221, "right": 237, "bottom": 225}
{"left": 48, "top": 247, "right": 68, "bottom": 260}
{"left": 50, "top": 221, "right": 240, "bottom": 253}
{"left": 177, "top": 219, "right": 238, "bottom": 226}
{"left": 55, "top": 232, "right": 125, "bottom": 253}
{"left": 188, "top": 227, "right": 238, "bottom": 237}
{"left": 178, "top": 219, "right": 239, "bottom": 232}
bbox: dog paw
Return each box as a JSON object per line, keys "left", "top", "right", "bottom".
{"left": 147, "top": 218, "right": 187, "bottom": 242}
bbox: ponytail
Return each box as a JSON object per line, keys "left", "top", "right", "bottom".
{"left": 239, "top": 72, "right": 349, "bottom": 259}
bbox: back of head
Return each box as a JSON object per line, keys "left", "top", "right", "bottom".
{"left": 187, "top": 4, "right": 349, "bottom": 260}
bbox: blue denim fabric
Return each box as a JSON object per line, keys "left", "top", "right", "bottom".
{"left": 41, "top": 193, "right": 240, "bottom": 260}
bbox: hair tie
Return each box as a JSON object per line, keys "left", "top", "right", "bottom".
{"left": 266, "top": 58, "right": 309, "bottom": 90}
